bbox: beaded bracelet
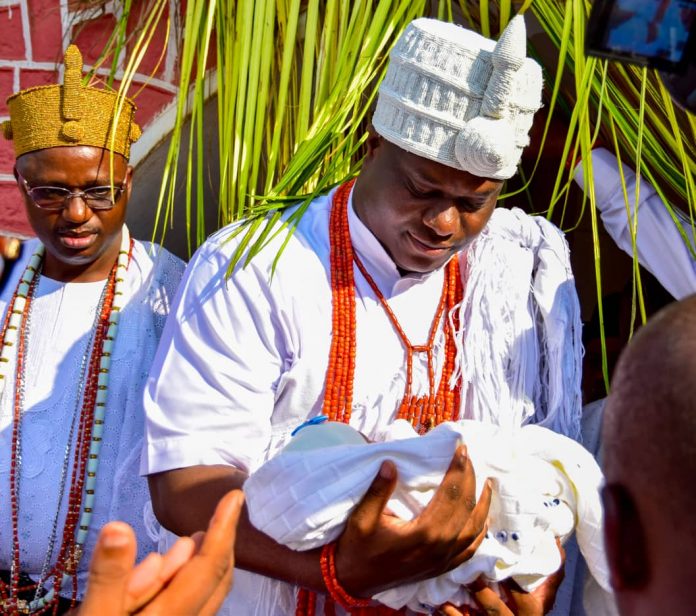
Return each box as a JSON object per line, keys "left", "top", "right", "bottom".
{"left": 320, "top": 542, "right": 371, "bottom": 610}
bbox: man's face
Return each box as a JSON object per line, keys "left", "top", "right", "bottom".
{"left": 15, "top": 146, "right": 132, "bottom": 282}
{"left": 353, "top": 132, "right": 502, "bottom": 274}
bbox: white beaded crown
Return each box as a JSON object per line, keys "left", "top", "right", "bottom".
{"left": 372, "top": 16, "right": 543, "bottom": 180}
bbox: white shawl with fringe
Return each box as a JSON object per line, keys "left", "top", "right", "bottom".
{"left": 454, "top": 207, "right": 582, "bottom": 438}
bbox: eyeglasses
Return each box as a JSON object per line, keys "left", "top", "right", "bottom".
{"left": 16, "top": 170, "right": 126, "bottom": 211}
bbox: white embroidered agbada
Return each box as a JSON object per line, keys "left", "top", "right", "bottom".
{"left": 144, "top": 184, "right": 584, "bottom": 616}
{"left": 0, "top": 235, "right": 184, "bottom": 599}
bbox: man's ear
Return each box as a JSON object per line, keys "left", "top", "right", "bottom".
{"left": 364, "top": 125, "right": 383, "bottom": 161}
{"left": 12, "top": 165, "right": 27, "bottom": 198}
{"left": 125, "top": 165, "right": 134, "bottom": 201}
{"left": 602, "top": 483, "right": 651, "bottom": 591}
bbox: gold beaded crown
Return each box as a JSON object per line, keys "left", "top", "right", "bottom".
{"left": 1, "top": 45, "right": 141, "bottom": 159}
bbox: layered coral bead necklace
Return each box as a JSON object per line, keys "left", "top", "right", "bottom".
{"left": 0, "top": 228, "right": 132, "bottom": 614}
{"left": 297, "top": 181, "right": 464, "bottom": 615}
{"left": 322, "top": 179, "right": 463, "bottom": 431}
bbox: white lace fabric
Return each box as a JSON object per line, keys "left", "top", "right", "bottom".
{"left": 0, "top": 236, "right": 184, "bottom": 599}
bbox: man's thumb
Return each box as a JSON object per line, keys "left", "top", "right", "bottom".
{"left": 348, "top": 460, "right": 398, "bottom": 532}
{"left": 79, "top": 522, "right": 137, "bottom": 615}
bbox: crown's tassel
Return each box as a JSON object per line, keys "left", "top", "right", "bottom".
{"left": 60, "top": 45, "right": 86, "bottom": 141}
{"left": 62, "top": 45, "right": 84, "bottom": 120}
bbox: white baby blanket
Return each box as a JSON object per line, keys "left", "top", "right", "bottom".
{"left": 244, "top": 420, "right": 611, "bottom": 612}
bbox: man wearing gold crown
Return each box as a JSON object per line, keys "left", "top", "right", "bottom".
{"left": 0, "top": 46, "right": 184, "bottom": 613}
{"left": 144, "top": 16, "right": 590, "bottom": 616}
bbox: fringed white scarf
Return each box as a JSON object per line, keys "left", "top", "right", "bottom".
{"left": 453, "top": 207, "right": 583, "bottom": 439}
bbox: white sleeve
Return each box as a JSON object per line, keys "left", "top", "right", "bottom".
{"left": 141, "top": 237, "right": 287, "bottom": 475}
{"left": 573, "top": 148, "right": 696, "bottom": 299}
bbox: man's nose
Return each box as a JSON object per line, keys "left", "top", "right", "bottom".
{"left": 61, "top": 194, "right": 91, "bottom": 223}
{"left": 422, "top": 201, "right": 460, "bottom": 238}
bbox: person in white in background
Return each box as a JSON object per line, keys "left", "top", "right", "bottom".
{"left": 573, "top": 147, "right": 695, "bottom": 453}
{"left": 572, "top": 147, "right": 694, "bottom": 616}
{"left": 574, "top": 148, "right": 696, "bottom": 299}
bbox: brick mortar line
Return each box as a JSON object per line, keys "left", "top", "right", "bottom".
{"left": 0, "top": 62, "right": 177, "bottom": 93}
{"left": 19, "top": 0, "right": 31, "bottom": 62}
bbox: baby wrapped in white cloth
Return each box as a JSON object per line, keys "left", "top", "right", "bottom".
{"left": 244, "top": 419, "right": 611, "bottom": 612}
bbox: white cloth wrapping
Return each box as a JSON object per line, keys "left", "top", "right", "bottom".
{"left": 0, "top": 235, "right": 184, "bottom": 599}
{"left": 245, "top": 420, "right": 610, "bottom": 613}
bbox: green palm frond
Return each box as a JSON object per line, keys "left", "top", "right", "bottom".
{"left": 150, "top": 0, "right": 430, "bottom": 266}
{"left": 110, "top": 0, "right": 694, "bottom": 391}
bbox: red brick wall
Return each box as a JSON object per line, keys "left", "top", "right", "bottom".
{"left": 0, "top": 0, "right": 180, "bottom": 236}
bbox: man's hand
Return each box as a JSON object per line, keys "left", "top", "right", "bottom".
{"left": 461, "top": 541, "right": 567, "bottom": 616}
{"left": 335, "top": 445, "right": 492, "bottom": 597}
{"left": 78, "top": 489, "right": 244, "bottom": 615}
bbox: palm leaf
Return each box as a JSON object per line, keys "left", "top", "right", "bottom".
{"left": 108, "top": 0, "right": 694, "bottom": 393}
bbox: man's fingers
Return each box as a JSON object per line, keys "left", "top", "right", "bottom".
{"left": 346, "top": 461, "right": 398, "bottom": 535}
{"left": 125, "top": 537, "right": 196, "bottom": 611}
{"left": 158, "top": 536, "right": 197, "bottom": 580}
{"left": 438, "top": 603, "right": 467, "bottom": 615}
{"left": 454, "top": 527, "right": 487, "bottom": 568}
{"left": 536, "top": 541, "right": 566, "bottom": 613}
{"left": 196, "top": 561, "right": 236, "bottom": 616}
{"left": 144, "top": 490, "right": 244, "bottom": 615}
{"left": 190, "top": 530, "right": 205, "bottom": 552}
{"left": 506, "top": 541, "right": 566, "bottom": 615}
{"left": 124, "top": 552, "right": 163, "bottom": 608}
{"left": 461, "top": 477, "right": 492, "bottom": 542}
{"left": 423, "top": 445, "right": 477, "bottom": 529}
{"left": 445, "top": 477, "right": 491, "bottom": 568}
{"left": 471, "top": 586, "right": 514, "bottom": 616}
{"left": 79, "top": 522, "right": 136, "bottom": 615}
{"left": 198, "top": 489, "right": 244, "bottom": 557}
{"left": 466, "top": 576, "right": 514, "bottom": 616}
